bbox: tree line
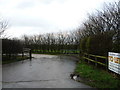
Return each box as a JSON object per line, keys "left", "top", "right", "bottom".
{"left": 22, "top": 31, "right": 80, "bottom": 54}
{"left": 78, "top": 2, "right": 120, "bottom": 56}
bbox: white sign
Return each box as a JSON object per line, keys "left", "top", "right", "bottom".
{"left": 108, "top": 52, "right": 120, "bottom": 74}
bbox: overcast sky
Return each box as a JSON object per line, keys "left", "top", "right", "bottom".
{"left": 0, "top": 0, "right": 117, "bottom": 38}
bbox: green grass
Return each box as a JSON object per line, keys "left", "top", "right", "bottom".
{"left": 75, "top": 61, "right": 120, "bottom": 89}
{"left": 2, "top": 56, "right": 30, "bottom": 64}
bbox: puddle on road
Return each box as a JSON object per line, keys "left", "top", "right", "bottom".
{"left": 32, "top": 54, "right": 58, "bottom": 59}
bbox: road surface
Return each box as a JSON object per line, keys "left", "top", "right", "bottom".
{"left": 2, "top": 54, "right": 91, "bottom": 88}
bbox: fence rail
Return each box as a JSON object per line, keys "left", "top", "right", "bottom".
{"left": 83, "top": 53, "right": 108, "bottom": 67}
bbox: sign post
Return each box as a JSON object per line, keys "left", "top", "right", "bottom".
{"left": 108, "top": 52, "right": 120, "bottom": 75}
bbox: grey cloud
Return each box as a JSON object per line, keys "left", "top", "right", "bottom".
{"left": 16, "top": 1, "right": 35, "bottom": 9}
{"left": 12, "top": 16, "right": 51, "bottom": 27}
{"left": 10, "top": 15, "right": 58, "bottom": 32}
{"left": 40, "top": 0, "right": 54, "bottom": 4}
{"left": 38, "top": 0, "right": 67, "bottom": 4}
{"left": 15, "top": 0, "right": 65, "bottom": 9}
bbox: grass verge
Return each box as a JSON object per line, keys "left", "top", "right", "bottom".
{"left": 2, "top": 56, "right": 30, "bottom": 65}
{"left": 75, "top": 61, "right": 120, "bottom": 89}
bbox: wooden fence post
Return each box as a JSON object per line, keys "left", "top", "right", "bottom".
{"left": 95, "top": 57, "right": 97, "bottom": 67}
{"left": 105, "top": 58, "right": 108, "bottom": 71}
{"left": 81, "top": 52, "right": 84, "bottom": 63}
{"left": 88, "top": 54, "right": 90, "bottom": 64}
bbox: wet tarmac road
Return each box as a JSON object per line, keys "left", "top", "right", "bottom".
{"left": 2, "top": 54, "right": 91, "bottom": 88}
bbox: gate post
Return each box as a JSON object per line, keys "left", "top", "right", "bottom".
{"left": 29, "top": 49, "right": 32, "bottom": 59}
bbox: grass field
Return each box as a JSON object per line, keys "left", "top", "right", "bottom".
{"left": 32, "top": 49, "right": 79, "bottom": 54}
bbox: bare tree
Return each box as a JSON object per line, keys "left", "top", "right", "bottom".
{"left": 0, "top": 18, "right": 8, "bottom": 38}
